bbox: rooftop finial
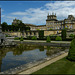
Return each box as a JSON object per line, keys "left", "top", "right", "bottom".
{"left": 55, "top": 13, "right": 56, "bottom": 16}
{"left": 48, "top": 13, "right": 49, "bottom": 16}
{"left": 52, "top": 12, "right": 54, "bottom": 15}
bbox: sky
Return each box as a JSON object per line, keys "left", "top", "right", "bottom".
{"left": 0, "top": 1, "right": 75, "bottom": 25}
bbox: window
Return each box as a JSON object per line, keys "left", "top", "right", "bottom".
{"left": 34, "top": 32, "right": 36, "bottom": 35}
{"left": 30, "top": 32, "right": 32, "bottom": 35}
{"left": 26, "top": 32, "right": 28, "bottom": 35}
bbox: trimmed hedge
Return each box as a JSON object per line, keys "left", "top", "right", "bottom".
{"left": 20, "top": 36, "right": 24, "bottom": 41}
{"left": 67, "top": 37, "right": 75, "bottom": 61}
{"left": 14, "top": 37, "right": 19, "bottom": 40}
{"left": 46, "top": 36, "right": 51, "bottom": 42}
{"left": 6, "top": 35, "right": 9, "bottom": 37}
{"left": 31, "top": 36, "right": 37, "bottom": 40}
{"left": 55, "top": 36, "right": 62, "bottom": 41}
{"left": 69, "top": 34, "right": 74, "bottom": 38}
{"left": 39, "top": 30, "right": 44, "bottom": 40}
{"left": 61, "top": 29, "right": 66, "bottom": 41}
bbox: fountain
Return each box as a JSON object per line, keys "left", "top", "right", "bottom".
{"left": 0, "top": 8, "right": 16, "bottom": 47}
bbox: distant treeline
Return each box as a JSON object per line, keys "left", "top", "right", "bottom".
{"left": 1, "top": 22, "right": 30, "bottom": 32}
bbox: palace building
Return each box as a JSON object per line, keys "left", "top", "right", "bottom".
{"left": 46, "top": 13, "right": 75, "bottom": 30}
{"left": 12, "top": 13, "right": 75, "bottom": 30}
{"left": 30, "top": 13, "right": 75, "bottom": 30}
{"left": 10, "top": 13, "right": 75, "bottom": 38}
{"left": 14, "top": 12, "right": 75, "bottom": 30}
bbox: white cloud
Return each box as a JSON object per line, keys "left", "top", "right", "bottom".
{"left": 3, "top": 1, "right": 75, "bottom": 25}
{"left": 11, "top": 12, "right": 28, "bottom": 15}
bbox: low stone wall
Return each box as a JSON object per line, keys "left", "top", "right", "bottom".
{"left": 14, "top": 41, "right": 70, "bottom": 47}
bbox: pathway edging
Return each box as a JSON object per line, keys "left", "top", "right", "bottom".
{"left": 18, "top": 52, "right": 68, "bottom": 74}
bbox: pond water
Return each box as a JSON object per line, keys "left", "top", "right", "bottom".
{"left": 0, "top": 44, "right": 69, "bottom": 72}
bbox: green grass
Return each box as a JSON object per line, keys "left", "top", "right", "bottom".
{"left": 32, "top": 57, "right": 75, "bottom": 74}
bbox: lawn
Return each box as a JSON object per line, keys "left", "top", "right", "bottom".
{"left": 32, "top": 57, "right": 75, "bottom": 74}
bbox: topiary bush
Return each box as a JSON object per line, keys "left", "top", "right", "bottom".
{"left": 39, "top": 30, "right": 44, "bottom": 40}
{"left": 46, "top": 36, "right": 51, "bottom": 42}
{"left": 6, "top": 35, "right": 9, "bottom": 37}
{"left": 55, "top": 36, "right": 62, "bottom": 41}
{"left": 49, "top": 28, "right": 53, "bottom": 30}
{"left": 37, "top": 29, "right": 40, "bottom": 31}
{"left": 31, "top": 36, "right": 37, "bottom": 40}
{"left": 20, "top": 36, "right": 24, "bottom": 41}
{"left": 14, "top": 37, "right": 19, "bottom": 40}
{"left": 61, "top": 29, "right": 66, "bottom": 41}
{"left": 67, "top": 35, "right": 75, "bottom": 61}
{"left": 69, "top": 34, "right": 74, "bottom": 38}
{"left": 27, "top": 36, "right": 32, "bottom": 40}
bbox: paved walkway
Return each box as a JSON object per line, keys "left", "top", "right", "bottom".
{"left": 24, "top": 40, "right": 71, "bottom": 43}
{"left": 14, "top": 40, "right": 71, "bottom": 43}
{"left": 18, "top": 52, "right": 68, "bottom": 74}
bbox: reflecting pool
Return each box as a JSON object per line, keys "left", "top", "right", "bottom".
{"left": 0, "top": 44, "right": 69, "bottom": 72}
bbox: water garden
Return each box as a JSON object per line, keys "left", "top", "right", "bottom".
{"left": 0, "top": 43, "right": 69, "bottom": 73}
{"left": 0, "top": 29, "right": 75, "bottom": 74}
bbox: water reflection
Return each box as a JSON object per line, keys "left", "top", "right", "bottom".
{"left": 0, "top": 44, "right": 69, "bottom": 72}
{"left": 39, "top": 46, "right": 44, "bottom": 51}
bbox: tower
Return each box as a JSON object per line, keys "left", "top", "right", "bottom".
{"left": 46, "top": 12, "right": 57, "bottom": 21}
{"left": 0, "top": 8, "right": 1, "bottom": 25}
{"left": 0, "top": 8, "right": 5, "bottom": 44}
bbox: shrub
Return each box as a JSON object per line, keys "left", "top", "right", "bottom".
{"left": 39, "top": 30, "right": 44, "bottom": 40}
{"left": 61, "top": 29, "right": 66, "bottom": 41}
{"left": 69, "top": 34, "right": 74, "bottom": 38}
{"left": 27, "top": 36, "right": 32, "bottom": 40}
{"left": 37, "top": 29, "right": 40, "bottom": 31}
{"left": 50, "top": 35, "right": 57, "bottom": 40}
{"left": 6, "top": 35, "right": 9, "bottom": 37}
{"left": 64, "top": 27, "right": 68, "bottom": 30}
{"left": 49, "top": 28, "right": 53, "bottom": 30}
{"left": 11, "top": 30, "right": 13, "bottom": 32}
{"left": 46, "top": 36, "right": 51, "bottom": 42}
{"left": 31, "top": 36, "right": 37, "bottom": 40}
{"left": 14, "top": 37, "right": 19, "bottom": 40}
{"left": 20, "top": 36, "right": 24, "bottom": 41}
{"left": 67, "top": 36, "right": 75, "bottom": 61}
{"left": 55, "top": 36, "right": 62, "bottom": 41}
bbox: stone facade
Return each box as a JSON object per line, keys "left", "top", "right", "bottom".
{"left": 5, "top": 30, "right": 62, "bottom": 38}
{"left": 44, "top": 30, "right": 61, "bottom": 36}
{"left": 10, "top": 13, "right": 75, "bottom": 38}
{"left": 12, "top": 13, "right": 75, "bottom": 31}
{"left": 46, "top": 13, "right": 75, "bottom": 30}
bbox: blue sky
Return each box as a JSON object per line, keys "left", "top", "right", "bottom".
{"left": 0, "top": 1, "right": 75, "bottom": 25}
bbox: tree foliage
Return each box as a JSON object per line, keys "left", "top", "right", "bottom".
{"left": 1, "top": 21, "right": 30, "bottom": 32}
